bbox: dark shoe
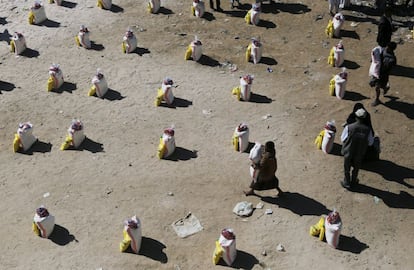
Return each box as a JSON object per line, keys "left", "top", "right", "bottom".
{"left": 216, "top": 7, "right": 223, "bottom": 12}
{"left": 244, "top": 189, "right": 255, "bottom": 196}
{"left": 340, "top": 180, "right": 351, "bottom": 189}
{"left": 383, "top": 86, "right": 390, "bottom": 96}
{"left": 371, "top": 99, "right": 380, "bottom": 107}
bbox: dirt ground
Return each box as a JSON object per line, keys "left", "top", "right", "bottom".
{"left": 0, "top": 0, "right": 413, "bottom": 269}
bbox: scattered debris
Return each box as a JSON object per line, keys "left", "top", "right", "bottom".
{"left": 43, "top": 192, "right": 50, "bottom": 198}
{"left": 256, "top": 202, "right": 264, "bottom": 209}
{"left": 168, "top": 192, "right": 174, "bottom": 196}
{"left": 172, "top": 212, "right": 203, "bottom": 238}
{"left": 262, "top": 250, "right": 267, "bottom": 256}
{"left": 276, "top": 243, "right": 285, "bottom": 252}
{"left": 233, "top": 201, "right": 254, "bottom": 217}
{"left": 262, "top": 114, "right": 272, "bottom": 120}
{"left": 350, "top": 22, "right": 360, "bottom": 27}
{"left": 265, "top": 208, "right": 273, "bottom": 215}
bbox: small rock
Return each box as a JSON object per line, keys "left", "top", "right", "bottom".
{"left": 262, "top": 114, "right": 272, "bottom": 119}
{"left": 256, "top": 202, "right": 264, "bottom": 209}
{"left": 43, "top": 192, "right": 50, "bottom": 198}
{"left": 262, "top": 250, "right": 267, "bottom": 256}
{"left": 265, "top": 208, "right": 273, "bottom": 215}
{"left": 276, "top": 243, "right": 285, "bottom": 252}
{"left": 168, "top": 192, "right": 174, "bottom": 196}
{"left": 315, "top": 14, "right": 323, "bottom": 21}
{"left": 234, "top": 36, "right": 239, "bottom": 39}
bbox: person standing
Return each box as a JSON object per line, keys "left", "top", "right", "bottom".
{"left": 371, "top": 41, "right": 397, "bottom": 106}
{"left": 244, "top": 141, "right": 284, "bottom": 196}
{"left": 340, "top": 109, "right": 374, "bottom": 189}
{"left": 209, "top": 0, "right": 222, "bottom": 11}
{"left": 376, "top": 7, "right": 393, "bottom": 48}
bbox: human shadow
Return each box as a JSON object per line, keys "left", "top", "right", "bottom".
{"left": 249, "top": 93, "right": 272, "bottom": 103}
{"left": 343, "top": 90, "right": 368, "bottom": 101}
{"left": 223, "top": 10, "right": 247, "bottom": 18}
{"left": 20, "top": 48, "right": 40, "bottom": 58}
{"left": 49, "top": 224, "right": 77, "bottom": 246}
{"left": 202, "top": 12, "right": 216, "bottom": 21}
{"left": 103, "top": 89, "right": 125, "bottom": 101}
{"left": 135, "top": 47, "right": 151, "bottom": 56}
{"left": 337, "top": 235, "right": 369, "bottom": 254}
{"left": 257, "top": 19, "right": 277, "bottom": 29}
{"left": 164, "top": 147, "right": 197, "bottom": 161}
{"left": 61, "top": 0, "right": 77, "bottom": 8}
{"left": 0, "top": 81, "right": 16, "bottom": 93}
{"left": 53, "top": 82, "right": 77, "bottom": 94}
{"left": 351, "top": 184, "right": 414, "bottom": 209}
{"left": 110, "top": 4, "right": 124, "bottom": 13}
{"left": 198, "top": 55, "right": 221, "bottom": 67}
{"left": 90, "top": 41, "right": 105, "bottom": 51}
{"left": 330, "top": 142, "right": 343, "bottom": 156}
{"left": 361, "top": 159, "right": 414, "bottom": 189}
{"left": 382, "top": 96, "right": 414, "bottom": 119}
{"left": 390, "top": 65, "right": 414, "bottom": 79}
{"left": 341, "top": 30, "right": 360, "bottom": 40}
{"left": 0, "top": 17, "right": 7, "bottom": 25}
{"left": 260, "top": 192, "right": 331, "bottom": 216}
{"left": 343, "top": 60, "right": 360, "bottom": 70}
{"left": 159, "top": 97, "right": 193, "bottom": 108}
{"left": 139, "top": 237, "right": 168, "bottom": 263}
{"left": 157, "top": 7, "right": 174, "bottom": 15}
{"left": 343, "top": 14, "right": 376, "bottom": 24}
{"left": 260, "top": 57, "right": 277, "bottom": 66}
{"left": 40, "top": 19, "right": 61, "bottom": 28}
{"left": 272, "top": 2, "right": 311, "bottom": 14}
{"left": 345, "top": 4, "right": 381, "bottom": 16}
{"left": 21, "top": 141, "right": 52, "bottom": 155}
{"left": 0, "top": 29, "right": 11, "bottom": 43}
{"left": 78, "top": 137, "right": 104, "bottom": 153}
{"left": 217, "top": 250, "right": 259, "bottom": 269}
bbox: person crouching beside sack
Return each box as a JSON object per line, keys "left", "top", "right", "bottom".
{"left": 246, "top": 38, "right": 262, "bottom": 64}
{"left": 155, "top": 77, "right": 175, "bottom": 106}
{"left": 122, "top": 28, "right": 137, "bottom": 54}
{"left": 28, "top": 1, "right": 47, "bottom": 25}
{"left": 184, "top": 36, "right": 203, "bottom": 62}
{"left": 10, "top": 32, "right": 27, "bottom": 56}
{"left": 120, "top": 216, "right": 142, "bottom": 254}
{"left": 75, "top": 25, "right": 91, "bottom": 49}
{"left": 244, "top": 141, "right": 284, "bottom": 196}
{"left": 33, "top": 206, "right": 55, "bottom": 238}
{"left": 47, "top": 64, "right": 64, "bottom": 92}
{"left": 88, "top": 69, "right": 108, "bottom": 98}
{"left": 232, "top": 74, "right": 254, "bottom": 101}
{"left": 97, "top": 0, "right": 112, "bottom": 10}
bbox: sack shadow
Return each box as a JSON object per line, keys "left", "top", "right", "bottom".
{"left": 198, "top": 55, "right": 221, "bottom": 67}
{"left": 382, "top": 96, "right": 414, "bottom": 119}
{"left": 202, "top": 12, "right": 216, "bottom": 21}
{"left": 53, "top": 82, "right": 77, "bottom": 93}
{"left": 342, "top": 60, "right": 360, "bottom": 70}
{"left": 20, "top": 48, "right": 40, "bottom": 58}
{"left": 138, "top": 237, "right": 168, "bottom": 263}
{"left": 259, "top": 57, "right": 277, "bottom": 66}
{"left": 39, "top": 19, "right": 61, "bottom": 28}
{"left": 0, "top": 80, "right": 16, "bottom": 93}
{"left": 49, "top": 224, "right": 77, "bottom": 246}
{"left": 157, "top": 7, "right": 174, "bottom": 15}
{"left": 257, "top": 19, "right": 277, "bottom": 29}
{"left": 90, "top": 41, "right": 105, "bottom": 51}
{"left": 351, "top": 184, "right": 414, "bottom": 209}
{"left": 134, "top": 47, "right": 151, "bottom": 56}
{"left": 79, "top": 137, "right": 104, "bottom": 153}
{"left": 19, "top": 140, "right": 52, "bottom": 155}
{"left": 249, "top": 93, "right": 272, "bottom": 103}
{"left": 337, "top": 235, "right": 369, "bottom": 254}
{"left": 110, "top": 4, "right": 124, "bottom": 13}
{"left": 390, "top": 65, "right": 414, "bottom": 79}
{"left": 102, "top": 89, "right": 125, "bottom": 101}
{"left": 164, "top": 147, "right": 197, "bottom": 161}
{"left": 361, "top": 159, "right": 414, "bottom": 189}
{"left": 0, "top": 29, "right": 11, "bottom": 43}
{"left": 159, "top": 97, "right": 193, "bottom": 108}
{"left": 343, "top": 90, "right": 368, "bottom": 101}
{"left": 217, "top": 250, "right": 259, "bottom": 269}
{"left": 260, "top": 192, "right": 331, "bottom": 216}
{"left": 340, "top": 29, "right": 360, "bottom": 40}
{"left": 61, "top": 0, "right": 77, "bottom": 8}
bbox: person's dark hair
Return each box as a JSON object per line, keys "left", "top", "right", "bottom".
{"left": 352, "top": 103, "right": 365, "bottom": 113}
{"left": 387, "top": 41, "right": 397, "bottom": 52}
{"left": 384, "top": 7, "right": 392, "bottom": 17}
{"left": 265, "top": 141, "right": 275, "bottom": 155}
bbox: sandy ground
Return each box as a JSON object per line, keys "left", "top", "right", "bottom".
{"left": 0, "top": 0, "right": 413, "bottom": 269}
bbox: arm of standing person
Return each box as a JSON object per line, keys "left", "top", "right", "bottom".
{"left": 341, "top": 125, "right": 349, "bottom": 143}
